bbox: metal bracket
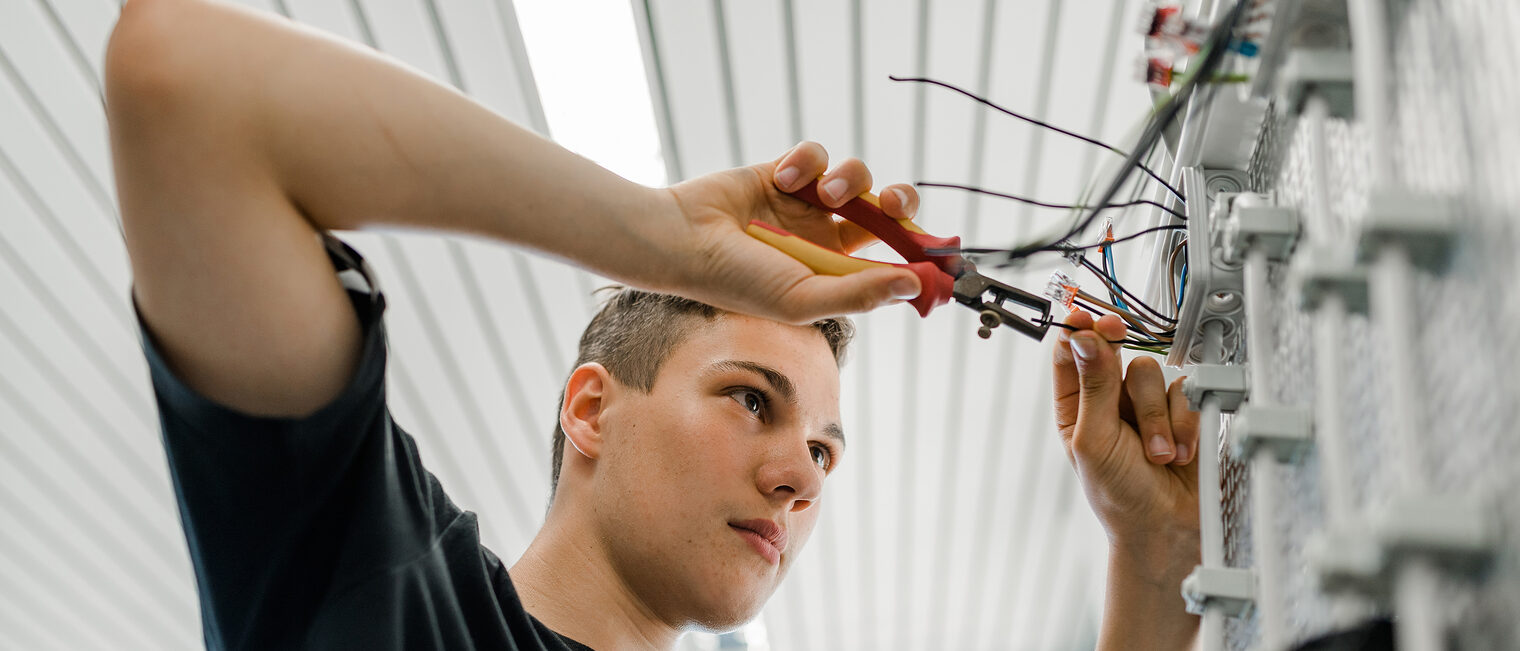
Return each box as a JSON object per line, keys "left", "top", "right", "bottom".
{"left": 1231, "top": 404, "right": 1314, "bottom": 464}
{"left": 1292, "top": 249, "right": 1371, "bottom": 315}
{"left": 1182, "top": 364, "right": 1249, "bottom": 412}
{"left": 1372, "top": 495, "right": 1497, "bottom": 569}
{"left": 1354, "top": 189, "right": 1458, "bottom": 272}
{"left": 1309, "top": 523, "right": 1390, "bottom": 598}
{"left": 1223, "top": 194, "right": 1300, "bottom": 263}
{"left": 1248, "top": 0, "right": 1352, "bottom": 106}
{"left": 1276, "top": 48, "right": 1356, "bottom": 117}
{"left": 1311, "top": 496, "right": 1497, "bottom": 599}
{"left": 1181, "top": 566, "right": 1256, "bottom": 618}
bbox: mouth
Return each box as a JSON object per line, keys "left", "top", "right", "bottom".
{"left": 729, "top": 519, "right": 787, "bottom": 565}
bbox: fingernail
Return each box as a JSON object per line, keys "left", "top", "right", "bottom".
{"left": 776, "top": 166, "right": 800, "bottom": 190}
{"left": 1070, "top": 334, "right": 1098, "bottom": 360}
{"left": 821, "top": 178, "right": 849, "bottom": 203}
{"left": 1149, "top": 435, "right": 1173, "bottom": 458}
{"left": 1175, "top": 443, "right": 1190, "bottom": 463}
{"left": 889, "top": 188, "right": 910, "bottom": 212}
{"left": 889, "top": 276, "right": 921, "bottom": 300}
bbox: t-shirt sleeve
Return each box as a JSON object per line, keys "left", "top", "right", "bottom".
{"left": 140, "top": 234, "right": 463, "bottom": 650}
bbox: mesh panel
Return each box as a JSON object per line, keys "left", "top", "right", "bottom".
{"left": 1220, "top": 0, "right": 1520, "bottom": 648}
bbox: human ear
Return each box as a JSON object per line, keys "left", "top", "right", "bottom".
{"left": 559, "top": 363, "right": 610, "bottom": 460}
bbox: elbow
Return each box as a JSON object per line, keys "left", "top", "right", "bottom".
{"left": 104, "top": 0, "right": 200, "bottom": 121}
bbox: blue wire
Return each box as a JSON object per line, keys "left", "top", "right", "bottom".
{"left": 1104, "top": 244, "right": 1129, "bottom": 310}
{"left": 1176, "top": 262, "right": 1188, "bottom": 309}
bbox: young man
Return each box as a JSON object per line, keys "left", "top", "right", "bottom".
{"left": 107, "top": 0, "right": 1202, "bottom": 649}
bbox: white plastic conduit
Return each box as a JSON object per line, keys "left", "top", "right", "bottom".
{"left": 1349, "top": 0, "right": 1444, "bottom": 645}
{"left": 1303, "top": 92, "right": 1372, "bottom": 629}
{"left": 1242, "top": 247, "right": 1286, "bottom": 650}
{"left": 1197, "top": 319, "right": 1227, "bottom": 651}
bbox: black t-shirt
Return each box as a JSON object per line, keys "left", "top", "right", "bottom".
{"left": 140, "top": 235, "right": 592, "bottom": 651}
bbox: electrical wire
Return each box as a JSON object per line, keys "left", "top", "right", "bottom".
{"left": 943, "top": 224, "right": 1187, "bottom": 257}
{"left": 1079, "top": 257, "right": 1177, "bottom": 326}
{"left": 915, "top": 182, "right": 1186, "bottom": 220}
{"left": 1001, "top": 0, "right": 1251, "bottom": 265}
{"left": 890, "top": 75, "right": 1185, "bottom": 203}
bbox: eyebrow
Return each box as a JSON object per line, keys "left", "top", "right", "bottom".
{"left": 710, "top": 360, "right": 846, "bottom": 448}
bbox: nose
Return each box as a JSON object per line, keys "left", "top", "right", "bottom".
{"left": 756, "top": 437, "right": 824, "bottom": 512}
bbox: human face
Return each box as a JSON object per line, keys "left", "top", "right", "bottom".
{"left": 590, "top": 314, "right": 844, "bottom": 630}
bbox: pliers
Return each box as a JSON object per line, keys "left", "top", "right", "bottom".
{"left": 746, "top": 179, "right": 1053, "bottom": 340}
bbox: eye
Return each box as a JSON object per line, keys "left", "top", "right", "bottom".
{"left": 810, "top": 444, "right": 833, "bottom": 472}
{"left": 727, "top": 387, "right": 768, "bottom": 419}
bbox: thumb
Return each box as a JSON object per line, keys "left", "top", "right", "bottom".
{"left": 1069, "top": 318, "right": 1127, "bottom": 455}
{"left": 777, "top": 267, "right": 921, "bottom": 321}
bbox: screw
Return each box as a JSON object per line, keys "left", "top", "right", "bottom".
{"left": 977, "top": 326, "right": 993, "bottom": 339}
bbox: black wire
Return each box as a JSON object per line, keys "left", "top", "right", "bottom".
{"left": 1042, "top": 320, "right": 1129, "bottom": 345}
{"left": 890, "top": 75, "right": 1186, "bottom": 203}
{"left": 1069, "top": 299, "right": 1172, "bottom": 341}
{"left": 942, "top": 224, "right": 1187, "bottom": 257}
{"left": 1080, "top": 257, "right": 1179, "bottom": 325}
{"left": 1000, "top": 0, "right": 1250, "bottom": 265}
{"left": 916, "top": 181, "right": 1186, "bottom": 219}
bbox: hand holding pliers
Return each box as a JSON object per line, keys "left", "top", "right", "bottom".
{"left": 747, "top": 180, "right": 1053, "bottom": 340}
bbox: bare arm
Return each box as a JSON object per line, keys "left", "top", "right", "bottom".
{"left": 1052, "top": 312, "right": 1202, "bottom": 650}
{"left": 106, "top": 0, "right": 921, "bottom": 417}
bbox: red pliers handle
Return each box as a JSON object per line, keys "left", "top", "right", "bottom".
{"left": 747, "top": 179, "right": 1054, "bottom": 341}
{"left": 745, "top": 180, "right": 961, "bottom": 317}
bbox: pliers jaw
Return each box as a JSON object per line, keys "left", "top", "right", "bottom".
{"left": 952, "top": 263, "right": 1053, "bottom": 341}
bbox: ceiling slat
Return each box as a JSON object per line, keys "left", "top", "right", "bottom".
{"left": 0, "top": 142, "right": 130, "bottom": 329}
{"left": 924, "top": 0, "right": 999, "bottom": 637}
{"left": 0, "top": 25, "right": 118, "bottom": 235}
{"left": 0, "top": 368, "right": 181, "bottom": 546}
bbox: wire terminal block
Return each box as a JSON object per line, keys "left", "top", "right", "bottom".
{"left": 1181, "top": 566, "right": 1256, "bottom": 618}
{"left": 1230, "top": 404, "right": 1313, "bottom": 463}
{"left": 1042, "top": 270, "right": 1080, "bottom": 312}
{"left": 1181, "top": 364, "right": 1248, "bottom": 412}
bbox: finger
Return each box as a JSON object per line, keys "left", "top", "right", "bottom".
{"left": 1124, "top": 356, "right": 1175, "bottom": 464}
{"left": 1093, "top": 314, "right": 1128, "bottom": 353}
{"left": 1067, "top": 317, "right": 1128, "bottom": 464}
{"left": 1168, "top": 376, "right": 1200, "bottom": 465}
{"left": 1053, "top": 310, "right": 1096, "bottom": 436}
{"left": 838, "top": 183, "right": 924, "bottom": 253}
{"left": 878, "top": 183, "right": 919, "bottom": 220}
{"left": 1055, "top": 313, "right": 1129, "bottom": 436}
{"left": 816, "top": 158, "right": 873, "bottom": 208}
{"left": 773, "top": 265, "right": 922, "bottom": 321}
{"left": 772, "top": 141, "right": 829, "bottom": 193}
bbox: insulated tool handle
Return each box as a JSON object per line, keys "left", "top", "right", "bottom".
{"left": 745, "top": 221, "right": 953, "bottom": 317}
{"left": 786, "top": 180, "right": 965, "bottom": 277}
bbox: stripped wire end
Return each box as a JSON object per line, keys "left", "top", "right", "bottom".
{"left": 1044, "top": 270, "right": 1081, "bottom": 313}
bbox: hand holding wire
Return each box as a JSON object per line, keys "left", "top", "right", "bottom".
{"left": 1051, "top": 310, "right": 1201, "bottom": 546}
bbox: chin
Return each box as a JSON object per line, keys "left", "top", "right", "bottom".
{"left": 685, "top": 580, "right": 771, "bottom": 633}
{"left": 689, "top": 607, "right": 763, "bottom": 635}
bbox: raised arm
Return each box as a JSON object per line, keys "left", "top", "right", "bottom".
{"left": 1051, "top": 311, "right": 1202, "bottom": 650}
{"left": 106, "top": 0, "right": 921, "bottom": 418}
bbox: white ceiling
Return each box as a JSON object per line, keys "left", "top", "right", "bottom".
{"left": 0, "top": 1, "right": 1164, "bottom": 649}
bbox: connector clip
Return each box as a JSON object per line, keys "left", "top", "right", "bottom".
{"left": 1181, "top": 566, "right": 1256, "bottom": 618}
{"left": 1181, "top": 364, "right": 1248, "bottom": 412}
